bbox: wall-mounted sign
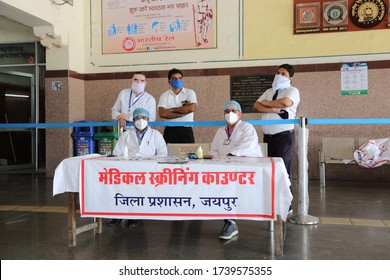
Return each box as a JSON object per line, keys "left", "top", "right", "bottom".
{"left": 341, "top": 62, "right": 368, "bottom": 96}
{"left": 350, "top": 0, "right": 386, "bottom": 28}
{"left": 294, "top": 0, "right": 388, "bottom": 34}
{"left": 323, "top": 1, "right": 348, "bottom": 27}
{"left": 102, "top": 0, "right": 216, "bottom": 54}
{"left": 230, "top": 75, "right": 274, "bottom": 113}
{"left": 51, "top": 81, "right": 62, "bottom": 91}
{"left": 295, "top": 2, "right": 321, "bottom": 32}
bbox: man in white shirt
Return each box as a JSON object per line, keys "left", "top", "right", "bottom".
{"left": 209, "top": 100, "right": 263, "bottom": 240}
{"left": 108, "top": 107, "right": 167, "bottom": 227}
{"left": 158, "top": 68, "right": 197, "bottom": 143}
{"left": 253, "top": 64, "right": 300, "bottom": 195}
{"left": 113, "top": 108, "right": 167, "bottom": 157}
{"left": 111, "top": 72, "right": 156, "bottom": 129}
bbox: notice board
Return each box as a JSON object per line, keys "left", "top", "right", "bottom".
{"left": 230, "top": 75, "right": 273, "bottom": 113}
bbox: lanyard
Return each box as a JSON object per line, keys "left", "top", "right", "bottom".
{"left": 225, "top": 125, "right": 234, "bottom": 139}
{"left": 128, "top": 91, "right": 145, "bottom": 111}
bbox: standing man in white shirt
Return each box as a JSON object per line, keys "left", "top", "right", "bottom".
{"left": 111, "top": 72, "right": 156, "bottom": 129}
{"left": 253, "top": 64, "right": 300, "bottom": 196}
{"left": 158, "top": 68, "right": 198, "bottom": 143}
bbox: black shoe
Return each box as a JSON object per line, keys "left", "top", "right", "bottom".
{"left": 127, "top": 219, "right": 139, "bottom": 227}
{"left": 107, "top": 219, "right": 122, "bottom": 226}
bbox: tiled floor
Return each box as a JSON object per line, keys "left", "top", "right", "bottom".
{"left": 1, "top": 171, "right": 390, "bottom": 260}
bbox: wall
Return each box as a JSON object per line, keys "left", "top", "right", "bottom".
{"left": 244, "top": 0, "right": 390, "bottom": 60}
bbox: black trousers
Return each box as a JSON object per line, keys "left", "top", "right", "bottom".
{"left": 263, "top": 130, "right": 295, "bottom": 193}
{"left": 163, "top": 126, "right": 195, "bottom": 144}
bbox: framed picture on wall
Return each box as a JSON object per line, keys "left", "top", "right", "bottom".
{"left": 295, "top": 2, "right": 321, "bottom": 29}
{"left": 323, "top": 0, "right": 348, "bottom": 27}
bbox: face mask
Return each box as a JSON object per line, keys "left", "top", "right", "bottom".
{"left": 225, "top": 111, "right": 239, "bottom": 125}
{"left": 171, "top": 79, "right": 183, "bottom": 89}
{"left": 134, "top": 119, "right": 148, "bottom": 130}
{"left": 131, "top": 82, "right": 145, "bottom": 94}
{"left": 272, "top": 74, "right": 291, "bottom": 91}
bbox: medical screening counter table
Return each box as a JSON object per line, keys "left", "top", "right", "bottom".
{"left": 53, "top": 155, "right": 292, "bottom": 256}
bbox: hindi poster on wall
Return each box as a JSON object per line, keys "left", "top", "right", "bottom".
{"left": 341, "top": 62, "right": 368, "bottom": 96}
{"left": 102, "top": 0, "right": 216, "bottom": 53}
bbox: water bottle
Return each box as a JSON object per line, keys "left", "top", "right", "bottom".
{"left": 196, "top": 146, "right": 203, "bottom": 159}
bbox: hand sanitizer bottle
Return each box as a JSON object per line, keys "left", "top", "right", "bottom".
{"left": 196, "top": 146, "right": 203, "bottom": 159}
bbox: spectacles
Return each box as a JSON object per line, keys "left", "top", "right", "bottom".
{"left": 170, "top": 77, "right": 183, "bottom": 81}
{"left": 224, "top": 109, "right": 239, "bottom": 114}
{"left": 133, "top": 116, "right": 148, "bottom": 121}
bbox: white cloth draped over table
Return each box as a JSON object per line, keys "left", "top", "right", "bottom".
{"left": 53, "top": 154, "right": 102, "bottom": 196}
{"left": 53, "top": 156, "right": 292, "bottom": 221}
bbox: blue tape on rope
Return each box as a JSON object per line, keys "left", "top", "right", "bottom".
{"left": 0, "top": 119, "right": 299, "bottom": 129}
{"left": 1, "top": 118, "right": 389, "bottom": 129}
{"left": 308, "top": 118, "right": 390, "bottom": 125}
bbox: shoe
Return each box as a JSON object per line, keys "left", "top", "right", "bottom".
{"left": 221, "top": 235, "right": 238, "bottom": 245}
{"left": 218, "top": 221, "right": 238, "bottom": 240}
{"left": 107, "top": 219, "right": 122, "bottom": 226}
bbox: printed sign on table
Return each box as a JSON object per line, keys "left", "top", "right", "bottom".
{"left": 80, "top": 157, "right": 277, "bottom": 220}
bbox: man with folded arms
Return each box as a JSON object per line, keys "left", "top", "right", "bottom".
{"left": 253, "top": 64, "right": 300, "bottom": 199}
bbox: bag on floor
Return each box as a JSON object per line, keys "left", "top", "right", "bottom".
{"left": 353, "top": 138, "right": 390, "bottom": 168}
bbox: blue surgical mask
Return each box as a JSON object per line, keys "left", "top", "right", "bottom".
{"left": 171, "top": 79, "right": 183, "bottom": 89}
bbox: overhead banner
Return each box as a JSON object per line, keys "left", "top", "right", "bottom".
{"left": 294, "top": 0, "right": 389, "bottom": 34}
{"left": 102, "top": 0, "right": 216, "bottom": 53}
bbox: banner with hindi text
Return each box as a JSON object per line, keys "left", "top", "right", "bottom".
{"left": 79, "top": 157, "right": 289, "bottom": 220}
{"left": 102, "top": 0, "right": 216, "bottom": 53}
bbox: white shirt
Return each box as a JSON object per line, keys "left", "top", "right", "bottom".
{"left": 256, "top": 86, "right": 300, "bottom": 135}
{"left": 113, "top": 127, "right": 167, "bottom": 157}
{"left": 209, "top": 120, "right": 263, "bottom": 157}
{"left": 111, "top": 89, "right": 156, "bottom": 122}
{"left": 157, "top": 87, "right": 197, "bottom": 122}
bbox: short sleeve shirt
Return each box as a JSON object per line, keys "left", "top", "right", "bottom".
{"left": 256, "top": 86, "right": 300, "bottom": 135}
{"left": 157, "top": 87, "right": 197, "bottom": 122}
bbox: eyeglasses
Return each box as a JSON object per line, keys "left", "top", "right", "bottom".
{"left": 224, "top": 109, "right": 239, "bottom": 114}
{"left": 170, "top": 77, "right": 183, "bottom": 81}
{"left": 133, "top": 116, "right": 148, "bottom": 121}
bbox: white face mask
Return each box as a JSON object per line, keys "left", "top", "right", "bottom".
{"left": 134, "top": 119, "right": 148, "bottom": 130}
{"left": 272, "top": 74, "right": 291, "bottom": 91}
{"left": 131, "top": 82, "right": 145, "bottom": 94}
{"left": 225, "top": 111, "right": 239, "bottom": 125}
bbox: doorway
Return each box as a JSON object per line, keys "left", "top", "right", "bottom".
{"left": 0, "top": 71, "right": 35, "bottom": 169}
{"left": 0, "top": 42, "right": 45, "bottom": 171}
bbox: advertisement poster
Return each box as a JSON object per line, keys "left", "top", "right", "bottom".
{"left": 102, "top": 0, "right": 216, "bottom": 53}
{"left": 341, "top": 62, "right": 368, "bottom": 95}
